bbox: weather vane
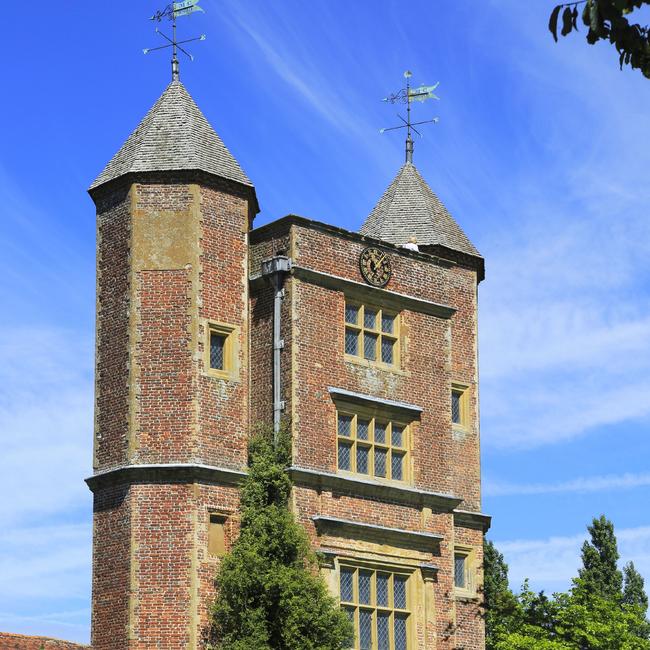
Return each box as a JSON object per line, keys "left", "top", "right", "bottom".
{"left": 144, "top": 1, "right": 206, "bottom": 81}
{"left": 381, "top": 71, "right": 440, "bottom": 163}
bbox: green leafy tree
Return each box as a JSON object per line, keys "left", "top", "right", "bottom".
{"left": 493, "top": 587, "right": 650, "bottom": 649}
{"left": 208, "top": 428, "right": 353, "bottom": 650}
{"left": 623, "top": 562, "right": 650, "bottom": 640}
{"left": 574, "top": 515, "right": 623, "bottom": 601}
{"left": 489, "top": 518, "right": 650, "bottom": 650}
{"left": 549, "top": 0, "right": 650, "bottom": 78}
{"left": 555, "top": 592, "right": 650, "bottom": 649}
{"left": 483, "top": 540, "right": 520, "bottom": 649}
{"left": 624, "top": 562, "right": 649, "bottom": 613}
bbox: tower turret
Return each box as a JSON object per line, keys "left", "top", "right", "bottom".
{"left": 87, "top": 80, "right": 256, "bottom": 649}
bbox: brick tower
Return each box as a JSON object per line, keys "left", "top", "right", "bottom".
{"left": 87, "top": 79, "right": 489, "bottom": 650}
{"left": 87, "top": 80, "right": 258, "bottom": 649}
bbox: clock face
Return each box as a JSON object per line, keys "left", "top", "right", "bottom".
{"left": 359, "top": 247, "right": 392, "bottom": 287}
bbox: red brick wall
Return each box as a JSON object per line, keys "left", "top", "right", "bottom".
{"left": 449, "top": 265, "right": 482, "bottom": 511}
{"left": 196, "top": 184, "right": 250, "bottom": 469}
{"left": 94, "top": 183, "right": 132, "bottom": 471}
{"left": 91, "top": 485, "right": 131, "bottom": 649}
{"left": 90, "top": 175, "right": 253, "bottom": 649}
{"left": 136, "top": 269, "right": 194, "bottom": 463}
{"left": 0, "top": 633, "right": 89, "bottom": 649}
{"left": 249, "top": 218, "right": 486, "bottom": 649}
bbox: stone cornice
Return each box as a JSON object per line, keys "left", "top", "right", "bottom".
{"left": 327, "top": 386, "right": 422, "bottom": 417}
{"left": 85, "top": 463, "right": 247, "bottom": 492}
{"left": 453, "top": 509, "right": 492, "bottom": 533}
{"left": 249, "top": 266, "right": 456, "bottom": 320}
{"left": 288, "top": 466, "right": 461, "bottom": 512}
{"left": 289, "top": 266, "right": 456, "bottom": 319}
{"left": 313, "top": 515, "right": 443, "bottom": 548}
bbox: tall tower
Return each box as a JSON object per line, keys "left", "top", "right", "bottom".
{"left": 86, "top": 70, "right": 489, "bottom": 649}
{"left": 86, "top": 80, "right": 257, "bottom": 649}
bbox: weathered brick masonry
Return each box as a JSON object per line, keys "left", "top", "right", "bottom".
{"left": 0, "top": 633, "right": 89, "bottom": 649}
{"left": 83, "top": 79, "right": 490, "bottom": 649}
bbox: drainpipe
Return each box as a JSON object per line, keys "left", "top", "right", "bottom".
{"left": 260, "top": 255, "right": 292, "bottom": 444}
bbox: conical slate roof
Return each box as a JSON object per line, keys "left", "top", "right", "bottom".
{"left": 90, "top": 80, "right": 253, "bottom": 191}
{"left": 360, "top": 162, "right": 479, "bottom": 257}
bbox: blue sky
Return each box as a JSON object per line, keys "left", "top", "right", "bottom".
{"left": 1, "top": 0, "right": 649, "bottom": 644}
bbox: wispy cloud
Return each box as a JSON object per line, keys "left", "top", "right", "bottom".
{"left": 0, "top": 326, "right": 93, "bottom": 526}
{"left": 0, "top": 325, "right": 92, "bottom": 641}
{"left": 0, "top": 522, "right": 91, "bottom": 643}
{"left": 486, "top": 472, "right": 650, "bottom": 497}
{"left": 214, "top": 3, "right": 370, "bottom": 138}
{"left": 470, "top": 3, "right": 650, "bottom": 449}
{"left": 496, "top": 525, "right": 650, "bottom": 594}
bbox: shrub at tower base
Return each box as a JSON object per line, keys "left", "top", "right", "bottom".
{"left": 208, "top": 428, "right": 354, "bottom": 650}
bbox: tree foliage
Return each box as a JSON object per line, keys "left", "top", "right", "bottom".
{"left": 208, "top": 428, "right": 353, "bottom": 650}
{"left": 574, "top": 515, "right": 623, "bottom": 601}
{"left": 624, "top": 562, "right": 649, "bottom": 614}
{"left": 486, "top": 516, "right": 650, "bottom": 650}
{"left": 483, "top": 539, "right": 520, "bottom": 649}
{"left": 549, "top": 0, "right": 650, "bottom": 78}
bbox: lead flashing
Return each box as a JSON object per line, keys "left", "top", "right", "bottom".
{"left": 313, "top": 515, "right": 443, "bottom": 547}
{"left": 85, "top": 463, "right": 247, "bottom": 492}
{"left": 328, "top": 386, "right": 422, "bottom": 416}
{"left": 453, "top": 509, "right": 492, "bottom": 533}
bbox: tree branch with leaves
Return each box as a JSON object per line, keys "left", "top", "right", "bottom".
{"left": 549, "top": 0, "right": 650, "bottom": 78}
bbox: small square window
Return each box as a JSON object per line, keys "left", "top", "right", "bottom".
{"left": 454, "top": 553, "right": 467, "bottom": 589}
{"left": 454, "top": 548, "right": 475, "bottom": 595}
{"left": 335, "top": 410, "right": 410, "bottom": 482}
{"left": 451, "top": 384, "right": 469, "bottom": 428}
{"left": 210, "top": 333, "right": 226, "bottom": 370}
{"left": 206, "top": 322, "right": 237, "bottom": 378}
{"left": 208, "top": 514, "right": 227, "bottom": 557}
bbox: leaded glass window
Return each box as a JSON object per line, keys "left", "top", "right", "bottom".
{"left": 344, "top": 301, "right": 399, "bottom": 368}
{"left": 207, "top": 323, "right": 236, "bottom": 377}
{"left": 210, "top": 333, "right": 226, "bottom": 370}
{"left": 336, "top": 412, "right": 409, "bottom": 482}
{"left": 451, "top": 385, "right": 469, "bottom": 427}
{"left": 339, "top": 565, "right": 411, "bottom": 650}
{"left": 454, "top": 553, "right": 467, "bottom": 589}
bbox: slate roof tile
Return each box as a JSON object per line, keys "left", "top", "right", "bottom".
{"left": 360, "top": 162, "right": 480, "bottom": 258}
{"left": 90, "top": 80, "right": 253, "bottom": 191}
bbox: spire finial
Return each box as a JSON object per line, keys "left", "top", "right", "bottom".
{"left": 380, "top": 70, "right": 440, "bottom": 163}
{"left": 144, "top": 2, "right": 207, "bottom": 82}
